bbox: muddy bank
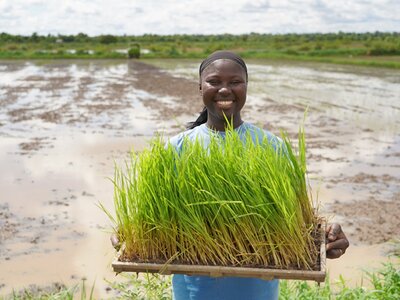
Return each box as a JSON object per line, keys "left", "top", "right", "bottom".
{"left": 0, "top": 59, "right": 399, "bottom": 296}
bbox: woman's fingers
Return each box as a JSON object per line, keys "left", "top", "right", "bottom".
{"left": 326, "top": 223, "right": 342, "bottom": 241}
{"left": 326, "top": 238, "right": 349, "bottom": 258}
{"left": 325, "top": 223, "right": 350, "bottom": 259}
{"left": 326, "top": 236, "right": 348, "bottom": 252}
{"left": 326, "top": 248, "right": 344, "bottom": 259}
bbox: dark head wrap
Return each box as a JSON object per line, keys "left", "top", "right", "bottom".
{"left": 199, "top": 50, "right": 248, "bottom": 82}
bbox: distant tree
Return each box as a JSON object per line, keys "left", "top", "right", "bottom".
{"left": 46, "top": 34, "right": 57, "bottom": 43}
{"left": 99, "top": 34, "right": 118, "bottom": 44}
{"left": 0, "top": 32, "right": 12, "bottom": 42}
{"left": 30, "top": 32, "right": 39, "bottom": 42}
{"left": 58, "top": 34, "right": 75, "bottom": 43}
{"left": 76, "top": 33, "right": 89, "bottom": 42}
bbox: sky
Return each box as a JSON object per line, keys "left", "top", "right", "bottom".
{"left": 0, "top": 0, "right": 399, "bottom": 36}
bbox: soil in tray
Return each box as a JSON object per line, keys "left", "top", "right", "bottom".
{"left": 116, "top": 227, "right": 324, "bottom": 272}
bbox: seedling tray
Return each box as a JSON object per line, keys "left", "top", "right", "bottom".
{"left": 112, "top": 226, "right": 326, "bottom": 282}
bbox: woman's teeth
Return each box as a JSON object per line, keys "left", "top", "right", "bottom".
{"left": 216, "top": 100, "right": 233, "bottom": 109}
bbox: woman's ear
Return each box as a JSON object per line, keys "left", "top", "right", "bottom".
{"left": 199, "top": 83, "right": 203, "bottom": 96}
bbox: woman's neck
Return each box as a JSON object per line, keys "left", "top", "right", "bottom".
{"left": 206, "top": 118, "right": 244, "bottom": 132}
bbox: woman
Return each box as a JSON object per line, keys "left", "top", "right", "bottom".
{"left": 112, "top": 50, "right": 349, "bottom": 300}
{"left": 168, "top": 51, "right": 349, "bottom": 300}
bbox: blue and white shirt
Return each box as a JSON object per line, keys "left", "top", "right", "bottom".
{"left": 169, "top": 122, "right": 280, "bottom": 300}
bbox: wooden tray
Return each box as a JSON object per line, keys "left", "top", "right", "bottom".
{"left": 112, "top": 228, "right": 326, "bottom": 282}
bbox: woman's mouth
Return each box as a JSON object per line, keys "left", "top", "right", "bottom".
{"left": 215, "top": 100, "right": 234, "bottom": 110}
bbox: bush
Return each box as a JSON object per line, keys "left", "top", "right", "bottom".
{"left": 128, "top": 44, "right": 140, "bottom": 58}
{"left": 168, "top": 46, "right": 179, "bottom": 57}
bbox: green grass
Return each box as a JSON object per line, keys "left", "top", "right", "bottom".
{"left": 237, "top": 51, "right": 400, "bottom": 69}
{"left": 1, "top": 279, "right": 95, "bottom": 300}
{"left": 280, "top": 261, "right": 400, "bottom": 300}
{"left": 1, "top": 32, "right": 399, "bottom": 68}
{"left": 2, "top": 259, "right": 398, "bottom": 299}
{"left": 1, "top": 49, "right": 399, "bottom": 69}
{"left": 106, "top": 274, "right": 172, "bottom": 300}
{"left": 102, "top": 123, "right": 320, "bottom": 270}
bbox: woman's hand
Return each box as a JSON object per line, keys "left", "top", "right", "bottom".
{"left": 325, "top": 223, "right": 349, "bottom": 259}
{"left": 110, "top": 233, "right": 121, "bottom": 251}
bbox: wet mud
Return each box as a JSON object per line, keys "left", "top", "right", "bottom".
{"left": 0, "top": 59, "right": 399, "bottom": 296}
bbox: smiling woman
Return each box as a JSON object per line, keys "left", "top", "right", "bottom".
{"left": 200, "top": 59, "right": 247, "bottom": 130}
{"left": 109, "top": 51, "right": 350, "bottom": 300}
{"left": 187, "top": 51, "right": 249, "bottom": 131}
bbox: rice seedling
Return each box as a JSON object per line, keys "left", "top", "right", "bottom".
{"left": 104, "top": 123, "right": 321, "bottom": 271}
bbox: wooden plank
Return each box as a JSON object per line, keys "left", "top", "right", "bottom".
{"left": 112, "top": 260, "right": 326, "bottom": 282}
{"left": 112, "top": 225, "right": 326, "bottom": 282}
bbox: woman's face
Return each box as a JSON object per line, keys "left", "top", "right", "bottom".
{"left": 200, "top": 59, "right": 247, "bottom": 130}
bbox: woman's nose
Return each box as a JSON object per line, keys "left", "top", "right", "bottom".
{"left": 218, "top": 85, "right": 231, "bottom": 95}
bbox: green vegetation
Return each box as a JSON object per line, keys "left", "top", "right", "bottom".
{"left": 107, "top": 260, "right": 400, "bottom": 300}
{"left": 280, "top": 261, "right": 400, "bottom": 300}
{"left": 0, "top": 32, "right": 399, "bottom": 68}
{"left": 3, "top": 259, "right": 399, "bottom": 299}
{"left": 1, "top": 279, "right": 95, "bottom": 300}
{"left": 128, "top": 44, "right": 141, "bottom": 59}
{"left": 103, "top": 123, "right": 320, "bottom": 269}
{"left": 3, "top": 243, "right": 399, "bottom": 299}
{"left": 107, "top": 274, "right": 172, "bottom": 299}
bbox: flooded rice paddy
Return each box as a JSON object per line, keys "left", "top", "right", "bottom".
{"left": 0, "top": 59, "right": 399, "bottom": 297}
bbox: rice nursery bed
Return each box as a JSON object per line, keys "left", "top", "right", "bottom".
{"left": 103, "top": 124, "right": 326, "bottom": 282}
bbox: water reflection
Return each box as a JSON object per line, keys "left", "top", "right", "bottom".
{"left": 248, "top": 63, "right": 400, "bottom": 133}
{"left": 0, "top": 61, "right": 178, "bottom": 138}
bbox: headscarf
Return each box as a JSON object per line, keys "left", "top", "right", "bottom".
{"left": 199, "top": 50, "right": 248, "bottom": 81}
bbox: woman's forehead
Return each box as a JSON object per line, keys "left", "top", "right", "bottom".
{"left": 202, "top": 59, "right": 246, "bottom": 77}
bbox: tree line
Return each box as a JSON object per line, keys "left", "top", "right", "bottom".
{"left": 0, "top": 32, "right": 399, "bottom": 67}
{"left": 0, "top": 31, "right": 399, "bottom": 44}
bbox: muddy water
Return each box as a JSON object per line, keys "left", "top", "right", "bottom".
{"left": 0, "top": 59, "right": 399, "bottom": 297}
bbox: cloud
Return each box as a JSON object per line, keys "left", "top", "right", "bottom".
{"left": 241, "top": 0, "right": 270, "bottom": 13}
{"left": 0, "top": 0, "right": 398, "bottom": 35}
